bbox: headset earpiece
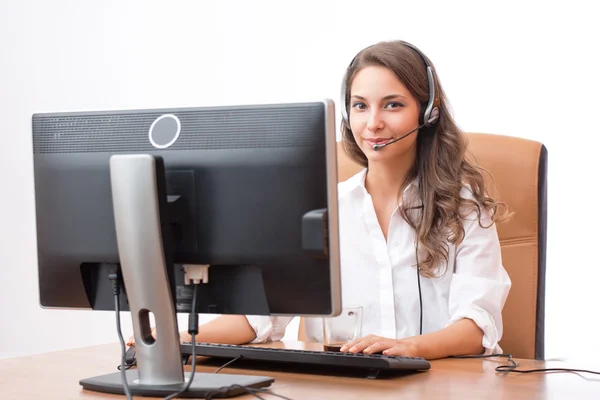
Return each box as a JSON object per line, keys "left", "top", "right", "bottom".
{"left": 340, "top": 55, "right": 357, "bottom": 129}
{"left": 418, "top": 58, "right": 440, "bottom": 127}
{"left": 340, "top": 72, "right": 350, "bottom": 128}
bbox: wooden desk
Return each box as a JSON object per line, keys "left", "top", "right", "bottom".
{"left": 1, "top": 341, "right": 599, "bottom": 399}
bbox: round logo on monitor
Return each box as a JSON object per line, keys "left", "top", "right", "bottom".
{"left": 148, "top": 114, "right": 181, "bottom": 149}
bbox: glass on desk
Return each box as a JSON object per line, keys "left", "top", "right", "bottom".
{"left": 322, "top": 305, "right": 363, "bottom": 352}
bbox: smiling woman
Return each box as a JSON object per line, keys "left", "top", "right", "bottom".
{"left": 328, "top": 40, "right": 512, "bottom": 359}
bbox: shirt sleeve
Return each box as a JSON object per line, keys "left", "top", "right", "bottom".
{"left": 245, "top": 315, "right": 295, "bottom": 343}
{"left": 446, "top": 202, "right": 512, "bottom": 355}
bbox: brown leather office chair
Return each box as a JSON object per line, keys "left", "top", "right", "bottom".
{"left": 465, "top": 133, "right": 547, "bottom": 360}
{"left": 304, "top": 132, "right": 547, "bottom": 360}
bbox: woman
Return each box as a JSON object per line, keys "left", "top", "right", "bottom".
{"left": 129, "top": 40, "right": 511, "bottom": 360}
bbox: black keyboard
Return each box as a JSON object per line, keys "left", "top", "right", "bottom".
{"left": 180, "top": 342, "right": 431, "bottom": 377}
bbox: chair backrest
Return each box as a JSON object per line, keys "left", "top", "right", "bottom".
{"left": 301, "top": 133, "right": 547, "bottom": 360}
{"left": 464, "top": 133, "right": 547, "bottom": 360}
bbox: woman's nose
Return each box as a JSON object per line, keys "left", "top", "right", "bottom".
{"left": 366, "top": 110, "right": 384, "bottom": 132}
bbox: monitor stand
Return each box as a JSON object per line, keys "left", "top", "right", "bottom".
{"left": 79, "top": 154, "right": 274, "bottom": 398}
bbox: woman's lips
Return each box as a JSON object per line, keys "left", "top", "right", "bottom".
{"left": 365, "top": 138, "right": 393, "bottom": 146}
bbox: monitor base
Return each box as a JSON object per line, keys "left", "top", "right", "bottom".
{"left": 80, "top": 370, "right": 274, "bottom": 398}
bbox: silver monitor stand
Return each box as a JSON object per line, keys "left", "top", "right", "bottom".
{"left": 79, "top": 154, "right": 274, "bottom": 398}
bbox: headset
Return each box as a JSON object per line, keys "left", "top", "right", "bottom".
{"left": 340, "top": 41, "right": 440, "bottom": 130}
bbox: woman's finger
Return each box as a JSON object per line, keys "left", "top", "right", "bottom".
{"left": 340, "top": 334, "right": 374, "bottom": 352}
{"left": 346, "top": 336, "right": 384, "bottom": 353}
{"left": 363, "top": 340, "right": 398, "bottom": 354}
{"left": 382, "top": 341, "right": 420, "bottom": 358}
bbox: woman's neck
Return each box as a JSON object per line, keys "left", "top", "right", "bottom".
{"left": 365, "top": 154, "right": 416, "bottom": 201}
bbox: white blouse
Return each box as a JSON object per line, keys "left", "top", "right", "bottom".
{"left": 246, "top": 169, "right": 511, "bottom": 354}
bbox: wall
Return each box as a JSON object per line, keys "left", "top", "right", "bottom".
{"left": 0, "top": 0, "right": 598, "bottom": 362}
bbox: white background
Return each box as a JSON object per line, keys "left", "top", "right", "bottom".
{"left": 1, "top": 0, "right": 598, "bottom": 363}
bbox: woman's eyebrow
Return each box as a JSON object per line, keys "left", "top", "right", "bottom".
{"left": 351, "top": 94, "right": 408, "bottom": 101}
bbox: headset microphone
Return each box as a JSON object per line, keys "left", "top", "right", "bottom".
{"left": 372, "top": 124, "right": 424, "bottom": 151}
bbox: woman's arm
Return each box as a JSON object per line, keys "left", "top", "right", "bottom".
{"left": 340, "top": 318, "right": 483, "bottom": 359}
{"left": 126, "top": 315, "right": 257, "bottom": 346}
{"left": 127, "top": 314, "right": 292, "bottom": 346}
{"left": 178, "top": 315, "right": 257, "bottom": 344}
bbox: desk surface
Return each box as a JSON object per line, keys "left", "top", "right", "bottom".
{"left": 1, "top": 341, "right": 599, "bottom": 399}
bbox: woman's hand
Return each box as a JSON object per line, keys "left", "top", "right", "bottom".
{"left": 126, "top": 328, "right": 153, "bottom": 347}
{"left": 340, "top": 334, "right": 421, "bottom": 357}
{"left": 126, "top": 328, "right": 197, "bottom": 346}
{"left": 125, "top": 327, "right": 160, "bottom": 347}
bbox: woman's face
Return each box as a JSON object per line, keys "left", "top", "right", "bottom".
{"left": 349, "top": 65, "right": 421, "bottom": 164}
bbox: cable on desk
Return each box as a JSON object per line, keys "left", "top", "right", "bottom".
{"left": 205, "top": 384, "right": 294, "bottom": 400}
{"left": 211, "top": 356, "right": 294, "bottom": 398}
{"left": 214, "top": 356, "right": 244, "bottom": 374}
{"left": 163, "top": 283, "right": 201, "bottom": 400}
{"left": 451, "top": 353, "right": 600, "bottom": 375}
{"left": 250, "top": 388, "right": 294, "bottom": 400}
{"left": 107, "top": 264, "right": 133, "bottom": 400}
{"left": 205, "top": 384, "right": 265, "bottom": 400}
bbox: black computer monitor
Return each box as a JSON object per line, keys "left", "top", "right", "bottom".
{"left": 31, "top": 100, "right": 341, "bottom": 397}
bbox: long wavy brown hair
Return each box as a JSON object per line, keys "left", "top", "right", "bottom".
{"left": 341, "top": 40, "right": 510, "bottom": 278}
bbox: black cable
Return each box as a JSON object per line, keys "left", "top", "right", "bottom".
{"left": 107, "top": 266, "right": 133, "bottom": 400}
{"left": 116, "top": 345, "right": 136, "bottom": 370}
{"left": 164, "top": 284, "right": 201, "bottom": 400}
{"left": 227, "top": 386, "right": 294, "bottom": 400}
{"left": 497, "top": 366, "right": 600, "bottom": 375}
{"left": 162, "top": 333, "right": 198, "bottom": 400}
{"left": 415, "top": 182, "right": 425, "bottom": 336}
{"left": 451, "top": 353, "right": 518, "bottom": 371}
{"left": 415, "top": 242, "right": 423, "bottom": 336}
{"left": 205, "top": 385, "right": 268, "bottom": 400}
{"left": 214, "top": 356, "right": 243, "bottom": 374}
{"left": 114, "top": 295, "right": 133, "bottom": 400}
{"left": 211, "top": 355, "right": 294, "bottom": 398}
{"left": 451, "top": 354, "right": 600, "bottom": 375}
{"left": 117, "top": 361, "right": 135, "bottom": 370}
{"left": 250, "top": 388, "right": 294, "bottom": 400}
{"left": 450, "top": 353, "right": 514, "bottom": 360}
{"left": 402, "top": 197, "right": 424, "bottom": 336}
{"left": 244, "top": 391, "right": 267, "bottom": 400}
{"left": 205, "top": 385, "right": 263, "bottom": 400}
{"left": 171, "top": 287, "right": 294, "bottom": 400}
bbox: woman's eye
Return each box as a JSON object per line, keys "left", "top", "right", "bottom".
{"left": 385, "top": 102, "right": 404, "bottom": 109}
{"left": 352, "top": 102, "right": 366, "bottom": 110}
